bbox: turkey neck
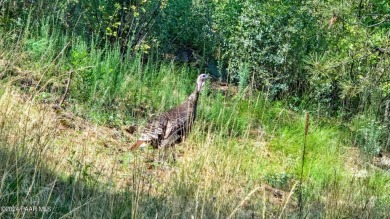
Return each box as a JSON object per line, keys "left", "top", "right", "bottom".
{"left": 187, "top": 88, "right": 200, "bottom": 109}
{"left": 185, "top": 87, "right": 201, "bottom": 121}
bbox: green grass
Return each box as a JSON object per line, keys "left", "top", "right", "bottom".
{"left": 0, "top": 15, "right": 389, "bottom": 219}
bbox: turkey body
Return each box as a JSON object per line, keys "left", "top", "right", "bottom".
{"left": 131, "top": 74, "right": 208, "bottom": 150}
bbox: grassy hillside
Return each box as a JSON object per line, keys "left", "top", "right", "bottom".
{"left": 1, "top": 45, "right": 389, "bottom": 218}
{"left": 0, "top": 1, "right": 389, "bottom": 218}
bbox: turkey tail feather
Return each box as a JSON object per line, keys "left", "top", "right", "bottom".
{"left": 130, "top": 140, "right": 144, "bottom": 151}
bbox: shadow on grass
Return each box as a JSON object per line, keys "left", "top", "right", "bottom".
{"left": 0, "top": 146, "right": 173, "bottom": 218}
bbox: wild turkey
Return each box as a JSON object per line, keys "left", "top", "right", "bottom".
{"left": 130, "top": 74, "right": 209, "bottom": 150}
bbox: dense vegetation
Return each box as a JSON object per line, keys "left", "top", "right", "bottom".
{"left": 0, "top": 0, "right": 389, "bottom": 218}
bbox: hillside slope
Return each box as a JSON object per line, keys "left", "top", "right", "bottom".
{"left": 0, "top": 58, "right": 389, "bottom": 218}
